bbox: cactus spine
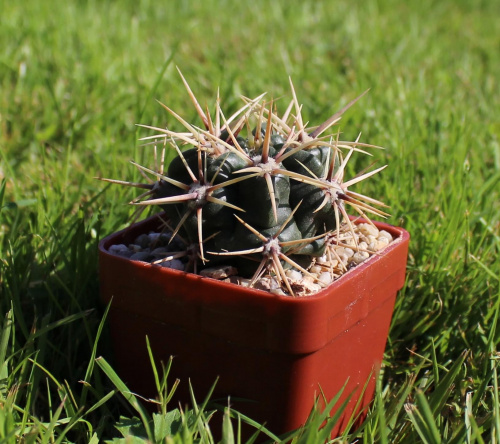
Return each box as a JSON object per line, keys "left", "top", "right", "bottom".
{"left": 102, "top": 70, "right": 389, "bottom": 295}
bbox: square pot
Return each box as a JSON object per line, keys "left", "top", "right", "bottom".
{"left": 99, "top": 213, "right": 409, "bottom": 436}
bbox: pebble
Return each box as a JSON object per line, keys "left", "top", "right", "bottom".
{"left": 317, "top": 254, "right": 329, "bottom": 265}
{"left": 344, "top": 247, "right": 354, "bottom": 257}
{"left": 379, "top": 230, "right": 394, "bottom": 242}
{"left": 309, "top": 265, "right": 322, "bottom": 274}
{"left": 350, "top": 251, "right": 370, "bottom": 265}
{"left": 108, "top": 230, "right": 188, "bottom": 268}
{"left": 109, "top": 244, "right": 132, "bottom": 257}
{"left": 148, "top": 232, "right": 162, "bottom": 243}
{"left": 158, "top": 259, "right": 185, "bottom": 271}
{"left": 300, "top": 277, "right": 321, "bottom": 294}
{"left": 368, "top": 240, "right": 387, "bottom": 252}
{"left": 345, "top": 238, "right": 357, "bottom": 247}
{"left": 358, "top": 223, "right": 378, "bottom": 237}
{"left": 358, "top": 241, "right": 368, "bottom": 250}
{"left": 318, "top": 272, "right": 333, "bottom": 285}
{"left": 285, "top": 269, "right": 303, "bottom": 281}
{"left": 254, "top": 276, "right": 281, "bottom": 292}
{"left": 200, "top": 265, "right": 238, "bottom": 279}
{"left": 226, "top": 276, "right": 251, "bottom": 287}
{"left": 130, "top": 251, "right": 154, "bottom": 261}
{"left": 134, "top": 234, "right": 150, "bottom": 249}
{"left": 152, "top": 247, "right": 169, "bottom": 255}
{"left": 339, "top": 254, "right": 349, "bottom": 265}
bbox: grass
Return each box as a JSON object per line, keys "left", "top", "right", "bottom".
{"left": 1, "top": 0, "right": 500, "bottom": 441}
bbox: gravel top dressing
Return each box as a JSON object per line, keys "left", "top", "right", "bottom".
{"left": 108, "top": 218, "right": 394, "bottom": 297}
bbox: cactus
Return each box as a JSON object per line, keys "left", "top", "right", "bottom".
{"left": 101, "top": 70, "right": 389, "bottom": 295}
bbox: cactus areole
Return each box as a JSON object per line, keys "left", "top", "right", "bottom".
{"left": 101, "top": 70, "right": 390, "bottom": 296}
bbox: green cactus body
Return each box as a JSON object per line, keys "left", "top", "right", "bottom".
{"left": 105, "top": 73, "right": 388, "bottom": 294}
{"left": 290, "top": 183, "right": 336, "bottom": 235}
{"left": 206, "top": 152, "right": 249, "bottom": 184}
{"left": 281, "top": 145, "right": 330, "bottom": 178}
{"left": 237, "top": 173, "right": 291, "bottom": 228}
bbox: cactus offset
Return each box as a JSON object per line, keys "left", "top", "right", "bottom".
{"left": 101, "top": 70, "right": 389, "bottom": 295}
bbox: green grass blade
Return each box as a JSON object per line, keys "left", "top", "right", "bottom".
{"left": 375, "top": 376, "right": 389, "bottom": 444}
{"left": 0, "top": 310, "right": 13, "bottom": 383}
{"left": 491, "top": 358, "right": 500, "bottom": 444}
{"left": 405, "top": 400, "right": 437, "bottom": 444}
{"left": 81, "top": 300, "right": 111, "bottom": 402}
{"left": 83, "top": 390, "right": 116, "bottom": 416}
{"left": 415, "top": 390, "right": 442, "bottom": 444}
{"left": 95, "top": 356, "right": 153, "bottom": 440}
{"left": 221, "top": 406, "right": 235, "bottom": 444}
{"left": 217, "top": 405, "right": 281, "bottom": 443}
{"left": 428, "top": 350, "right": 467, "bottom": 417}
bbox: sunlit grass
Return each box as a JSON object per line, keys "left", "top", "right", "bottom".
{"left": 1, "top": 0, "right": 500, "bottom": 441}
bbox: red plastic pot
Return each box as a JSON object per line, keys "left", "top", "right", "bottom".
{"left": 99, "top": 213, "right": 409, "bottom": 437}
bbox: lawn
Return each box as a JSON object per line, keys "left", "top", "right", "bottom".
{"left": 1, "top": 0, "right": 500, "bottom": 442}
